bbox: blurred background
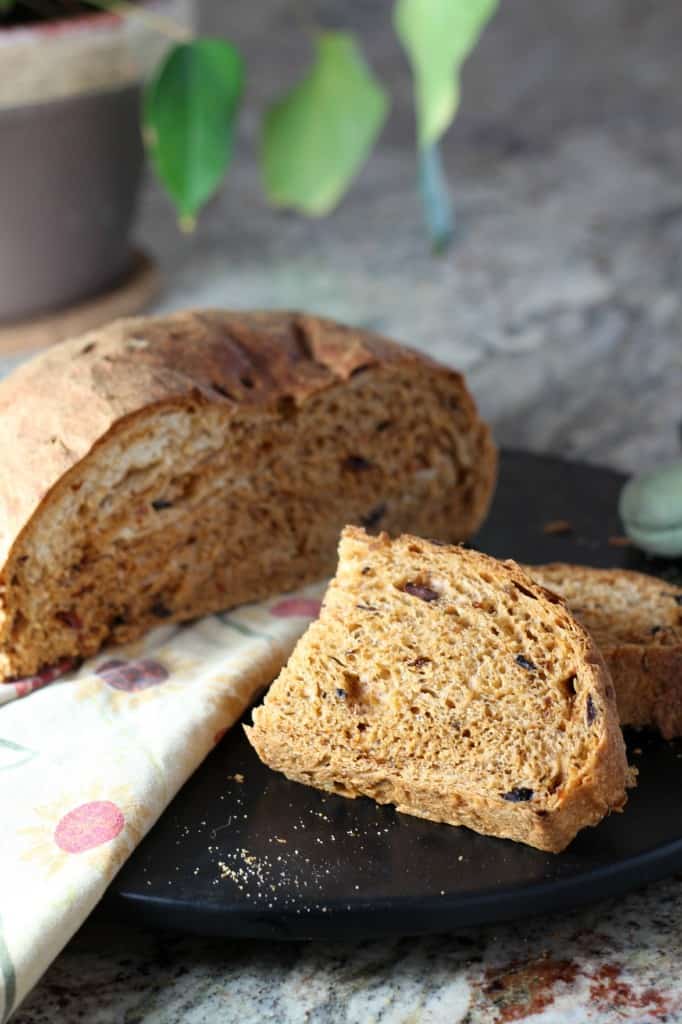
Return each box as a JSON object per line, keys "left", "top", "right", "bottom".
{"left": 1, "top": 0, "right": 680, "bottom": 472}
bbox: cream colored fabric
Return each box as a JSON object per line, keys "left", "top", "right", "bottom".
{"left": 0, "top": 582, "right": 325, "bottom": 1021}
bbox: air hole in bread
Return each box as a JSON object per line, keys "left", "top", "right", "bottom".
{"left": 560, "top": 674, "right": 578, "bottom": 700}
{"left": 276, "top": 395, "right": 297, "bottom": 420}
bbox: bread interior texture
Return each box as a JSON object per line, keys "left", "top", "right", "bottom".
{"left": 0, "top": 363, "right": 490, "bottom": 678}
{"left": 247, "top": 529, "right": 628, "bottom": 851}
{"left": 528, "top": 564, "right": 682, "bottom": 650}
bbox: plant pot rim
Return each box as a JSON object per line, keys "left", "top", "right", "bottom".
{"left": 0, "top": 0, "right": 192, "bottom": 109}
{"left": 0, "top": 8, "right": 121, "bottom": 43}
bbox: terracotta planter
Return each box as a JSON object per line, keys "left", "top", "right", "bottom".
{"left": 0, "top": 2, "right": 192, "bottom": 324}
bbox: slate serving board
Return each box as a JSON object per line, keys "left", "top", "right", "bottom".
{"left": 101, "top": 451, "right": 682, "bottom": 939}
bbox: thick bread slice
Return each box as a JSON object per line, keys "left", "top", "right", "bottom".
{"left": 527, "top": 564, "right": 682, "bottom": 738}
{"left": 246, "top": 528, "right": 629, "bottom": 853}
{"left": 0, "top": 310, "right": 496, "bottom": 681}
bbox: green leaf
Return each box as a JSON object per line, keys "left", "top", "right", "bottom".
{"left": 0, "top": 0, "right": 16, "bottom": 12}
{"left": 394, "top": 0, "right": 498, "bottom": 147}
{"left": 262, "top": 32, "right": 389, "bottom": 217}
{"left": 143, "top": 38, "right": 245, "bottom": 229}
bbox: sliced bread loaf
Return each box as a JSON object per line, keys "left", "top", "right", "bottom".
{"left": 246, "top": 528, "right": 629, "bottom": 852}
{"left": 527, "top": 564, "right": 682, "bottom": 738}
{"left": 0, "top": 310, "right": 496, "bottom": 682}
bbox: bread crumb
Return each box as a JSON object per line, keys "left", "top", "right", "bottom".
{"left": 543, "top": 519, "right": 573, "bottom": 535}
{"left": 608, "top": 535, "right": 632, "bottom": 548}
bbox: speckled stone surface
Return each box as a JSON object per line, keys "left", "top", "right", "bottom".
{"left": 14, "top": 878, "right": 682, "bottom": 1023}
{"left": 6, "top": 0, "right": 682, "bottom": 1020}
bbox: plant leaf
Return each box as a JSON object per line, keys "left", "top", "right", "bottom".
{"left": 394, "top": 0, "right": 498, "bottom": 147}
{"left": 262, "top": 32, "right": 389, "bottom": 217}
{"left": 0, "top": 0, "right": 16, "bottom": 12}
{"left": 143, "top": 38, "right": 245, "bottom": 228}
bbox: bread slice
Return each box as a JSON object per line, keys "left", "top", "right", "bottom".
{"left": 0, "top": 310, "right": 496, "bottom": 682}
{"left": 246, "top": 528, "right": 629, "bottom": 852}
{"left": 526, "top": 564, "right": 682, "bottom": 738}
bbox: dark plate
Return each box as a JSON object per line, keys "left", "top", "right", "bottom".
{"left": 102, "top": 451, "right": 682, "bottom": 939}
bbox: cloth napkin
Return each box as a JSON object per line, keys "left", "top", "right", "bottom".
{"left": 0, "top": 582, "right": 325, "bottom": 1021}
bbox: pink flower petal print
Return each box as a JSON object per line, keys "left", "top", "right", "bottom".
{"left": 54, "top": 800, "right": 125, "bottom": 853}
{"left": 14, "top": 658, "right": 76, "bottom": 698}
{"left": 96, "top": 658, "right": 168, "bottom": 691}
{"left": 270, "top": 598, "right": 322, "bottom": 619}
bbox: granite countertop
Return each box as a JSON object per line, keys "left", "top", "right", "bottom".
{"left": 8, "top": 0, "right": 682, "bottom": 1021}
{"left": 13, "top": 878, "right": 682, "bottom": 1023}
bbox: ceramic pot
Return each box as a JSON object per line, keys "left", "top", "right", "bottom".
{"left": 0, "top": 1, "right": 191, "bottom": 323}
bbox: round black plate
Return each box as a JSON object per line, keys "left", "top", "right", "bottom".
{"left": 102, "top": 451, "right": 682, "bottom": 939}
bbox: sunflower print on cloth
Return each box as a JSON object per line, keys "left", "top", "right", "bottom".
{"left": 0, "top": 581, "right": 325, "bottom": 1022}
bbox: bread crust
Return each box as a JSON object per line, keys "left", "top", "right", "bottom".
{"left": 527, "top": 563, "right": 682, "bottom": 738}
{"left": 0, "top": 310, "right": 497, "bottom": 680}
{"left": 248, "top": 530, "right": 629, "bottom": 853}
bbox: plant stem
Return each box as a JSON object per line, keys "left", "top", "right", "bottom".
{"left": 86, "top": 0, "right": 192, "bottom": 42}
{"left": 418, "top": 142, "right": 454, "bottom": 253}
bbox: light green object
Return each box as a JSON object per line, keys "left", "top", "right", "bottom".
{"left": 143, "top": 39, "right": 245, "bottom": 228}
{"left": 619, "top": 461, "right": 682, "bottom": 557}
{"left": 262, "top": 32, "right": 389, "bottom": 217}
{"left": 393, "top": 0, "right": 498, "bottom": 148}
{"left": 393, "top": 0, "right": 497, "bottom": 248}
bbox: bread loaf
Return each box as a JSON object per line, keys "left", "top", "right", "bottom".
{"left": 0, "top": 311, "right": 496, "bottom": 681}
{"left": 527, "top": 564, "right": 682, "bottom": 738}
{"left": 246, "top": 527, "right": 629, "bottom": 853}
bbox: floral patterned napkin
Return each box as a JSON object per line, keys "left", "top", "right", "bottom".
{"left": 0, "top": 583, "right": 325, "bottom": 1021}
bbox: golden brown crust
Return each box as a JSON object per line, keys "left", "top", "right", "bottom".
{"left": 247, "top": 529, "right": 629, "bottom": 854}
{"left": 0, "top": 311, "right": 413, "bottom": 563}
{"left": 0, "top": 310, "right": 497, "bottom": 680}
{"left": 527, "top": 563, "right": 682, "bottom": 737}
